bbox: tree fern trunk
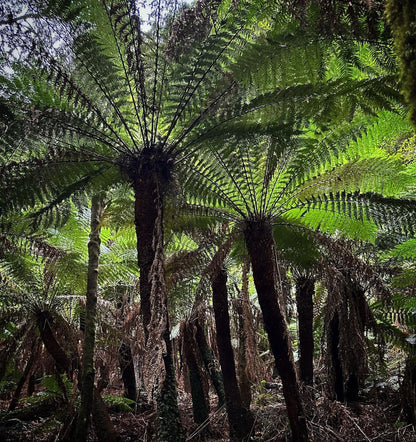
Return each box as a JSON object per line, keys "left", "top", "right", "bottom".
{"left": 183, "top": 320, "right": 210, "bottom": 429}
{"left": 134, "top": 174, "right": 159, "bottom": 343}
{"left": 328, "top": 312, "right": 344, "bottom": 401}
{"left": 36, "top": 311, "right": 72, "bottom": 375}
{"left": 295, "top": 275, "right": 315, "bottom": 386}
{"left": 194, "top": 318, "right": 226, "bottom": 408}
{"left": 244, "top": 219, "right": 308, "bottom": 442}
{"left": 211, "top": 267, "right": 254, "bottom": 441}
{"left": 157, "top": 318, "right": 184, "bottom": 442}
{"left": 75, "top": 194, "right": 104, "bottom": 442}
{"left": 36, "top": 310, "right": 118, "bottom": 441}
{"left": 132, "top": 167, "right": 183, "bottom": 441}
{"left": 9, "top": 339, "right": 40, "bottom": 411}
{"left": 235, "top": 297, "right": 251, "bottom": 410}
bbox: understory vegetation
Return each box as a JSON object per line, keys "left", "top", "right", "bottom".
{"left": 1, "top": 0, "right": 416, "bottom": 441}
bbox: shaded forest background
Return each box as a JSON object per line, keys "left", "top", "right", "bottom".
{"left": 1, "top": 0, "right": 416, "bottom": 440}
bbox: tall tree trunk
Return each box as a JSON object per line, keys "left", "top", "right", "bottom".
{"left": 134, "top": 174, "right": 158, "bottom": 344}
{"left": 75, "top": 194, "right": 104, "bottom": 442}
{"left": 36, "top": 311, "right": 73, "bottom": 376}
{"left": 132, "top": 163, "right": 183, "bottom": 441}
{"left": 328, "top": 312, "right": 344, "bottom": 401}
{"left": 244, "top": 219, "right": 308, "bottom": 442}
{"left": 234, "top": 261, "right": 263, "bottom": 407}
{"left": 194, "top": 318, "right": 226, "bottom": 408}
{"left": 182, "top": 320, "right": 210, "bottom": 429}
{"left": 234, "top": 298, "right": 251, "bottom": 410}
{"left": 157, "top": 316, "right": 184, "bottom": 442}
{"left": 9, "top": 339, "right": 40, "bottom": 411}
{"left": 324, "top": 273, "right": 370, "bottom": 403}
{"left": 295, "top": 275, "right": 315, "bottom": 386}
{"left": 211, "top": 267, "right": 254, "bottom": 441}
{"left": 36, "top": 311, "right": 118, "bottom": 441}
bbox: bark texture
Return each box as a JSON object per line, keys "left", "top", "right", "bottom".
{"left": 194, "top": 318, "right": 226, "bottom": 407}
{"left": 75, "top": 194, "right": 104, "bottom": 442}
{"left": 36, "top": 310, "right": 118, "bottom": 441}
{"left": 211, "top": 267, "right": 253, "bottom": 441}
{"left": 324, "top": 272, "right": 371, "bottom": 402}
{"left": 244, "top": 219, "right": 308, "bottom": 442}
{"left": 134, "top": 174, "right": 159, "bottom": 343}
{"left": 130, "top": 151, "right": 183, "bottom": 440}
{"left": 182, "top": 320, "right": 210, "bottom": 427}
{"left": 295, "top": 275, "right": 315, "bottom": 385}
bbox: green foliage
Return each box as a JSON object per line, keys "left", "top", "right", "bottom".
{"left": 40, "top": 374, "right": 72, "bottom": 400}
{"left": 386, "top": 0, "right": 416, "bottom": 127}
{"left": 102, "top": 394, "right": 136, "bottom": 412}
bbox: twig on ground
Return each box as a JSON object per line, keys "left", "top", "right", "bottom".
{"left": 186, "top": 404, "right": 226, "bottom": 440}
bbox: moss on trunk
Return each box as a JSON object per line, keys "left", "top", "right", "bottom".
{"left": 75, "top": 194, "right": 105, "bottom": 442}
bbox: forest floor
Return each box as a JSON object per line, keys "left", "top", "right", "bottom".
{"left": 1, "top": 379, "right": 416, "bottom": 441}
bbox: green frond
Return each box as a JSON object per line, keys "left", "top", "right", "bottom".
{"left": 284, "top": 204, "right": 378, "bottom": 242}
{"left": 357, "top": 193, "right": 416, "bottom": 236}
{"left": 273, "top": 224, "right": 320, "bottom": 269}
{"left": 371, "top": 294, "right": 416, "bottom": 354}
{"left": 391, "top": 267, "right": 416, "bottom": 289}
{"left": 390, "top": 238, "right": 416, "bottom": 260}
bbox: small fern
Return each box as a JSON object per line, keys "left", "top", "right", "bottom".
{"left": 102, "top": 394, "right": 136, "bottom": 412}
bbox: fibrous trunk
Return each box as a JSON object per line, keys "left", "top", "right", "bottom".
{"left": 36, "top": 311, "right": 118, "bottom": 441}
{"left": 9, "top": 339, "right": 40, "bottom": 411}
{"left": 75, "top": 194, "right": 104, "bottom": 442}
{"left": 36, "top": 311, "right": 73, "bottom": 376}
{"left": 211, "top": 267, "right": 253, "bottom": 441}
{"left": 194, "top": 318, "right": 226, "bottom": 407}
{"left": 182, "top": 320, "right": 210, "bottom": 428}
{"left": 244, "top": 219, "right": 308, "bottom": 442}
{"left": 295, "top": 275, "right": 315, "bottom": 385}
{"left": 134, "top": 174, "right": 159, "bottom": 344}
{"left": 132, "top": 168, "right": 183, "bottom": 441}
{"left": 234, "top": 262, "right": 262, "bottom": 408}
{"left": 324, "top": 273, "right": 370, "bottom": 402}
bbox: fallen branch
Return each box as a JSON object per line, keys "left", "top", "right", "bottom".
{"left": 186, "top": 404, "right": 226, "bottom": 440}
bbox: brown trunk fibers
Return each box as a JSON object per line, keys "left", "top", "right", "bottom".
{"left": 324, "top": 271, "right": 370, "bottom": 402}
{"left": 132, "top": 160, "right": 183, "bottom": 440}
{"left": 244, "top": 219, "right": 308, "bottom": 442}
{"left": 234, "top": 262, "right": 259, "bottom": 409}
{"left": 211, "top": 267, "right": 254, "bottom": 441}
{"left": 35, "top": 311, "right": 119, "bottom": 441}
{"left": 182, "top": 319, "right": 210, "bottom": 428}
{"left": 9, "top": 338, "right": 41, "bottom": 411}
{"left": 194, "top": 316, "right": 226, "bottom": 407}
{"left": 134, "top": 174, "right": 158, "bottom": 344}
